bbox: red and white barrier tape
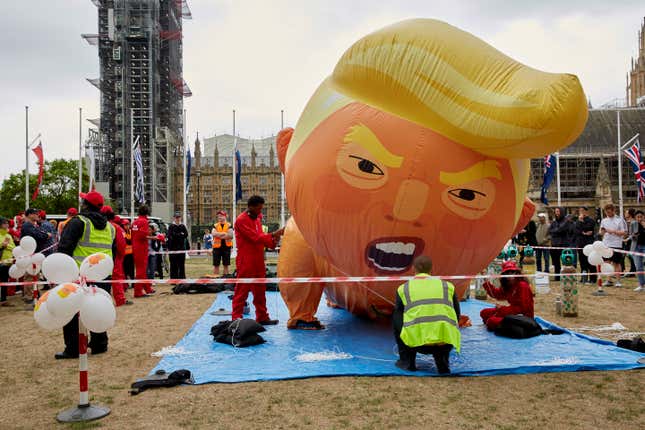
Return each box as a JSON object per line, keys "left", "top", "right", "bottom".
{"left": 2, "top": 270, "right": 644, "bottom": 288}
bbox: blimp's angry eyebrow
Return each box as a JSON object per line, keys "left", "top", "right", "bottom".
{"left": 439, "top": 160, "right": 502, "bottom": 185}
{"left": 343, "top": 124, "right": 403, "bottom": 168}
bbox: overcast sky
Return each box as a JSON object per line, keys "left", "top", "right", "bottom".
{"left": 1, "top": 0, "right": 643, "bottom": 180}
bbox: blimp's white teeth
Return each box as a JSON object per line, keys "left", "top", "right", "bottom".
{"left": 374, "top": 241, "right": 416, "bottom": 256}
{"left": 375, "top": 243, "right": 389, "bottom": 252}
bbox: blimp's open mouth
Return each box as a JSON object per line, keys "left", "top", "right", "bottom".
{"left": 365, "top": 237, "right": 425, "bottom": 274}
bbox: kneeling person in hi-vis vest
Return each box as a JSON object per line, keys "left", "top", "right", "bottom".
{"left": 55, "top": 191, "right": 116, "bottom": 360}
{"left": 393, "top": 255, "right": 461, "bottom": 374}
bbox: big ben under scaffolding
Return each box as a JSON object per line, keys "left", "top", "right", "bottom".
{"left": 82, "top": 0, "right": 192, "bottom": 219}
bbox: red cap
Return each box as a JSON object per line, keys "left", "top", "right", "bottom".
{"left": 79, "top": 191, "right": 104, "bottom": 207}
{"left": 113, "top": 215, "right": 122, "bottom": 224}
{"left": 67, "top": 207, "right": 78, "bottom": 216}
{"left": 120, "top": 218, "right": 130, "bottom": 225}
{"left": 216, "top": 210, "right": 227, "bottom": 217}
{"left": 100, "top": 205, "right": 114, "bottom": 215}
{"left": 38, "top": 210, "right": 46, "bottom": 219}
{"left": 501, "top": 260, "right": 521, "bottom": 274}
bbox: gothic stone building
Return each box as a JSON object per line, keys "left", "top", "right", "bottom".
{"left": 529, "top": 109, "right": 645, "bottom": 219}
{"left": 177, "top": 134, "right": 288, "bottom": 232}
{"left": 627, "top": 17, "right": 645, "bottom": 107}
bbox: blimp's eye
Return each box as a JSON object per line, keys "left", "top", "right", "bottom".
{"left": 448, "top": 188, "right": 485, "bottom": 201}
{"left": 441, "top": 179, "right": 496, "bottom": 220}
{"left": 350, "top": 156, "right": 384, "bottom": 176}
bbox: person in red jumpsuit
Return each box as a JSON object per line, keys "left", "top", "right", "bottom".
{"left": 480, "top": 260, "right": 534, "bottom": 330}
{"left": 131, "top": 205, "right": 155, "bottom": 298}
{"left": 232, "top": 195, "right": 284, "bottom": 323}
{"left": 100, "top": 207, "right": 132, "bottom": 306}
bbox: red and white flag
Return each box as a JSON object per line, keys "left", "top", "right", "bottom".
{"left": 31, "top": 142, "right": 44, "bottom": 200}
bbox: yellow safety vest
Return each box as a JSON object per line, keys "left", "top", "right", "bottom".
{"left": 72, "top": 215, "right": 115, "bottom": 266}
{"left": 397, "top": 276, "right": 461, "bottom": 352}
{"left": 213, "top": 222, "right": 232, "bottom": 248}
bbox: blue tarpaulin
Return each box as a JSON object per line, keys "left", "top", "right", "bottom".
{"left": 151, "top": 292, "right": 644, "bottom": 383}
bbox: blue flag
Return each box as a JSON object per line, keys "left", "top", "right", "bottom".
{"left": 540, "top": 154, "right": 556, "bottom": 204}
{"left": 186, "top": 147, "right": 192, "bottom": 192}
{"left": 235, "top": 150, "right": 242, "bottom": 202}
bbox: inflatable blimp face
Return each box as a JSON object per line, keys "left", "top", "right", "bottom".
{"left": 277, "top": 18, "right": 587, "bottom": 318}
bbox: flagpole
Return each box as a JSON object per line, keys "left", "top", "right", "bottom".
{"left": 280, "top": 110, "right": 285, "bottom": 227}
{"left": 555, "top": 152, "right": 561, "bottom": 207}
{"left": 25, "top": 106, "right": 29, "bottom": 210}
{"left": 130, "top": 108, "right": 135, "bottom": 221}
{"left": 78, "top": 107, "right": 83, "bottom": 210}
{"left": 232, "top": 109, "right": 237, "bottom": 222}
{"left": 182, "top": 109, "right": 187, "bottom": 224}
{"left": 617, "top": 109, "right": 624, "bottom": 216}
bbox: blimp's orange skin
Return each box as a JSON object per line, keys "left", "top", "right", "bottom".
{"left": 278, "top": 103, "right": 533, "bottom": 325}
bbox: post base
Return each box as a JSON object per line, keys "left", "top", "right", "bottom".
{"left": 57, "top": 403, "right": 110, "bottom": 423}
{"left": 592, "top": 289, "right": 608, "bottom": 296}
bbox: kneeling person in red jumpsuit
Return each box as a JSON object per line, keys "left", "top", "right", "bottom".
{"left": 232, "top": 195, "right": 284, "bottom": 324}
{"left": 480, "top": 261, "right": 534, "bottom": 330}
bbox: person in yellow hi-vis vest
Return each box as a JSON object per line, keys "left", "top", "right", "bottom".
{"left": 55, "top": 191, "right": 116, "bottom": 359}
{"left": 393, "top": 255, "right": 461, "bottom": 374}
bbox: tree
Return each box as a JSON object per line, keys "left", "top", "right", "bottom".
{"left": 0, "top": 159, "right": 88, "bottom": 217}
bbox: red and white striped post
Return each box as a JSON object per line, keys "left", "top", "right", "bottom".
{"left": 56, "top": 318, "right": 110, "bottom": 423}
{"left": 592, "top": 264, "right": 607, "bottom": 296}
{"left": 78, "top": 320, "right": 89, "bottom": 406}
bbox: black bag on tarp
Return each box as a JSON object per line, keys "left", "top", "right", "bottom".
{"left": 494, "top": 315, "right": 545, "bottom": 339}
{"left": 617, "top": 336, "right": 645, "bottom": 353}
{"left": 210, "top": 319, "right": 266, "bottom": 347}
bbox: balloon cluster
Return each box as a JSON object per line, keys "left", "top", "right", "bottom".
{"left": 582, "top": 241, "right": 614, "bottom": 274}
{"left": 9, "top": 236, "right": 45, "bottom": 279}
{"left": 34, "top": 252, "right": 116, "bottom": 333}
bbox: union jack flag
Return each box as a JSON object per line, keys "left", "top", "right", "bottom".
{"left": 540, "top": 154, "right": 557, "bottom": 204}
{"left": 623, "top": 140, "right": 645, "bottom": 202}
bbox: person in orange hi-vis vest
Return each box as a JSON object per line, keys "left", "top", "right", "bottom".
{"left": 211, "top": 210, "right": 233, "bottom": 276}
{"left": 57, "top": 207, "right": 78, "bottom": 236}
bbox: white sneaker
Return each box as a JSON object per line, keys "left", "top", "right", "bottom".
{"left": 634, "top": 286, "right": 644, "bottom": 292}
{"left": 603, "top": 281, "right": 614, "bottom": 287}
{"left": 614, "top": 281, "right": 622, "bottom": 288}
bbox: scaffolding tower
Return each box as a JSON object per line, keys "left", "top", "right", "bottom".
{"left": 83, "top": 0, "right": 192, "bottom": 219}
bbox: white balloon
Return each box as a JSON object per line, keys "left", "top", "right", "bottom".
{"left": 41, "top": 253, "right": 79, "bottom": 284}
{"left": 588, "top": 251, "right": 604, "bottom": 266}
{"left": 80, "top": 293, "right": 116, "bottom": 332}
{"left": 20, "top": 236, "right": 37, "bottom": 254}
{"left": 87, "top": 286, "right": 113, "bottom": 303}
{"left": 8, "top": 264, "right": 25, "bottom": 279}
{"left": 15, "top": 256, "right": 30, "bottom": 270}
{"left": 26, "top": 263, "right": 40, "bottom": 276}
{"left": 582, "top": 244, "right": 594, "bottom": 257}
{"left": 46, "top": 283, "right": 84, "bottom": 320}
{"left": 12, "top": 246, "right": 27, "bottom": 259}
{"left": 30, "top": 253, "right": 45, "bottom": 265}
{"left": 34, "top": 292, "right": 72, "bottom": 330}
{"left": 592, "top": 241, "right": 605, "bottom": 251}
{"left": 80, "top": 253, "right": 114, "bottom": 282}
{"left": 600, "top": 262, "right": 615, "bottom": 275}
{"left": 601, "top": 247, "right": 614, "bottom": 258}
